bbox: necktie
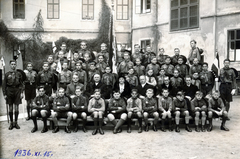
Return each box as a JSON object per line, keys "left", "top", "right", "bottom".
{"left": 12, "top": 72, "right": 16, "bottom": 82}
{"left": 76, "top": 97, "right": 81, "bottom": 106}
{"left": 148, "top": 76, "right": 151, "bottom": 83}
{"left": 41, "top": 97, "right": 44, "bottom": 107}
{"left": 132, "top": 98, "right": 136, "bottom": 108}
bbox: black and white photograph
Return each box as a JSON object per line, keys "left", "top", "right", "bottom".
{"left": 0, "top": 0, "right": 240, "bottom": 158}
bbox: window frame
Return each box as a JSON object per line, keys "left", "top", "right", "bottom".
{"left": 135, "top": 0, "right": 151, "bottom": 14}
{"left": 116, "top": 0, "right": 129, "bottom": 20}
{"left": 227, "top": 29, "right": 240, "bottom": 62}
{"left": 170, "top": 0, "right": 199, "bottom": 31}
{"left": 47, "top": 0, "right": 60, "bottom": 19}
{"left": 13, "top": 43, "right": 25, "bottom": 61}
{"left": 82, "top": 0, "right": 94, "bottom": 20}
{"left": 140, "top": 39, "right": 151, "bottom": 52}
{"left": 13, "top": 0, "right": 25, "bottom": 19}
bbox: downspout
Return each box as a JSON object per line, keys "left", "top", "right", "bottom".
{"left": 214, "top": 0, "right": 217, "bottom": 55}
{"left": 155, "top": 0, "right": 158, "bottom": 53}
{"left": 130, "top": 0, "right": 133, "bottom": 50}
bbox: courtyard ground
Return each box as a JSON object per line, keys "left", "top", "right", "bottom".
{"left": 0, "top": 96, "right": 240, "bottom": 159}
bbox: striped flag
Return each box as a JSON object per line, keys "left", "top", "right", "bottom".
{"left": 52, "top": 41, "right": 57, "bottom": 53}
{"left": 211, "top": 51, "right": 220, "bottom": 77}
{"left": 1, "top": 56, "right": 5, "bottom": 67}
{"left": 56, "top": 60, "right": 62, "bottom": 73}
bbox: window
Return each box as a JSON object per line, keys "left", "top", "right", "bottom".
{"left": 170, "top": 0, "right": 199, "bottom": 31}
{"left": 47, "top": 0, "right": 59, "bottom": 19}
{"left": 117, "top": 0, "right": 129, "bottom": 20}
{"left": 82, "top": 0, "right": 94, "bottom": 20}
{"left": 13, "top": 43, "right": 25, "bottom": 61}
{"left": 135, "top": 0, "right": 151, "bottom": 14}
{"left": 140, "top": 40, "right": 151, "bottom": 52}
{"left": 13, "top": 0, "right": 25, "bottom": 19}
{"left": 228, "top": 29, "right": 240, "bottom": 62}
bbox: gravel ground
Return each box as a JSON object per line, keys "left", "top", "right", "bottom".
{"left": 0, "top": 96, "right": 240, "bottom": 159}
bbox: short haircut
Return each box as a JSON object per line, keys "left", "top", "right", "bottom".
{"left": 176, "top": 91, "right": 184, "bottom": 96}
{"left": 146, "top": 88, "right": 154, "bottom": 93}
{"left": 159, "top": 48, "right": 164, "bottom": 51}
{"left": 224, "top": 59, "right": 230, "bottom": 63}
{"left": 190, "top": 40, "right": 197, "bottom": 44}
{"left": 37, "top": 85, "right": 45, "bottom": 91}
{"left": 162, "top": 88, "right": 169, "bottom": 93}
{"left": 212, "top": 90, "right": 220, "bottom": 95}
{"left": 94, "top": 89, "right": 101, "bottom": 93}
{"left": 9, "top": 59, "right": 16, "bottom": 64}
{"left": 58, "top": 87, "right": 65, "bottom": 91}
{"left": 195, "top": 91, "right": 203, "bottom": 96}
{"left": 185, "top": 75, "right": 192, "bottom": 80}
{"left": 113, "top": 89, "right": 120, "bottom": 94}
{"left": 165, "top": 56, "right": 171, "bottom": 60}
{"left": 75, "top": 86, "right": 83, "bottom": 91}
{"left": 151, "top": 56, "right": 157, "bottom": 60}
{"left": 75, "top": 61, "right": 82, "bottom": 66}
{"left": 43, "top": 62, "right": 49, "bottom": 65}
{"left": 174, "top": 48, "right": 180, "bottom": 52}
{"left": 202, "top": 62, "right": 208, "bottom": 66}
{"left": 131, "top": 89, "right": 138, "bottom": 93}
{"left": 26, "top": 62, "right": 33, "bottom": 66}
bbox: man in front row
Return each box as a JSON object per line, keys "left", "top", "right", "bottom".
{"left": 31, "top": 86, "right": 51, "bottom": 133}
{"left": 51, "top": 87, "right": 72, "bottom": 133}
{"left": 208, "top": 90, "right": 229, "bottom": 131}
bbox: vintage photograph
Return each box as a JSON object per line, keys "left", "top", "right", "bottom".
{"left": 0, "top": 0, "right": 240, "bottom": 158}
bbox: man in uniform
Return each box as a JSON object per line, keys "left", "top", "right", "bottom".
{"left": 78, "top": 41, "right": 95, "bottom": 61}
{"left": 219, "top": 59, "right": 237, "bottom": 113}
{"left": 2, "top": 60, "right": 24, "bottom": 130}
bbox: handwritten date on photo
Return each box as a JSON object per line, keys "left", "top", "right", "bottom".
{"left": 14, "top": 149, "right": 53, "bottom": 157}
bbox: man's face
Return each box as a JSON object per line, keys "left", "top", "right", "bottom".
{"left": 123, "top": 53, "right": 130, "bottom": 60}
{"left": 90, "top": 64, "right": 95, "bottom": 70}
{"left": 140, "top": 76, "right": 146, "bottom": 84}
{"left": 146, "top": 91, "right": 153, "bottom": 98}
{"left": 95, "top": 92, "right": 101, "bottom": 99}
{"left": 159, "top": 70, "right": 165, "bottom": 76}
{"left": 47, "top": 57, "right": 53, "bottom": 63}
{"left": 162, "top": 90, "right": 169, "bottom": 98}
{"left": 173, "top": 70, "right": 179, "bottom": 77}
{"left": 146, "top": 47, "right": 151, "bottom": 52}
{"left": 84, "top": 54, "right": 90, "bottom": 61}
{"left": 58, "top": 52, "right": 64, "bottom": 59}
{"left": 147, "top": 70, "right": 153, "bottom": 76}
{"left": 61, "top": 44, "right": 67, "bottom": 51}
{"left": 73, "top": 53, "right": 79, "bottom": 59}
{"left": 58, "top": 89, "right": 65, "bottom": 97}
{"left": 81, "top": 43, "right": 87, "bottom": 49}
{"left": 105, "top": 67, "right": 111, "bottom": 73}
{"left": 185, "top": 77, "right": 191, "bottom": 85}
{"left": 196, "top": 94, "right": 202, "bottom": 100}
{"left": 27, "top": 64, "right": 33, "bottom": 71}
{"left": 178, "top": 58, "right": 183, "bottom": 64}
{"left": 165, "top": 58, "right": 171, "bottom": 64}
{"left": 134, "top": 46, "right": 140, "bottom": 53}
{"left": 94, "top": 75, "right": 100, "bottom": 82}
{"left": 98, "top": 56, "right": 104, "bottom": 62}
{"left": 151, "top": 58, "right": 157, "bottom": 64}
{"left": 174, "top": 49, "right": 180, "bottom": 55}
{"left": 38, "top": 88, "right": 45, "bottom": 96}
{"left": 62, "top": 63, "right": 68, "bottom": 70}
{"left": 193, "top": 59, "right": 199, "bottom": 65}
{"left": 72, "top": 75, "right": 79, "bottom": 83}
{"left": 76, "top": 64, "right": 82, "bottom": 70}
{"left": 75, "top": 89, "right": 82, "bottom": 96}
{"left": 164, "top": 78, "right": 170, "bottom": 85}
{"left": 193, "top": 73, "right": 199, "bottom": 79}
{"left": 43, "top": 64, "right": 49, "bottom": 71}
{"left": 101, "top": 46, "right": 106, "bottom": 51}
{"left": 224, "top": 61, "right": 230, "bottom": 69}
{"left": 135, "top": 59, "right": 141, "bottom": 65}
{"left": 213, "top": 92, "right": 220, "bottom": 99}
{"left": 131, "top": 91, "right": 138, "bottom": 98}
{"left": 176, "top": 95, "right": 184, "bottom": 101}
{"left": 113, "top": 92, "right": 121, "bottom": 99}
{"left": 190, "top": 41, "right": 196, "bottom": 48}
{"left": 10, "top": 62, "right": 17, "bottom": 70}
{"left": 119, "top": 77, "right": 125, "bottom": 84}
{"left": 202, "top": 64, "right": 208, "bottom": 71}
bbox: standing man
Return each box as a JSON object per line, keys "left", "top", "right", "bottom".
{"left": 219, "top": 59, "right": 237, "bottom": 113}
{"left": 2, "top": 60, "right": 24, "bottom": 130}
{"left": 188, "top": 40, "right": 201, "bottom": 65}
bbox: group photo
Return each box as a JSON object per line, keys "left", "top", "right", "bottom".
{"left": 0, "top": 0, "right": 240, "bottom": 159}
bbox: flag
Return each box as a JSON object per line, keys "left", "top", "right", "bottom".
{"left": 109, "top": 4, "right": 118, "bottom": 74}
{"left": 52, "top": 41, "right": 57, "bottom": 53}
{"left": 211, "top": 51, "right": 220, "bottom": 77}
{"left": 17, "top": 46, "right": 21, "bottom": 58}
{"left": 56, "top": 60, "right": 62, "bottom": 73}
{"left": 1, "top": 56, "right": 5, "bottom": 67}
{"left": 66, "top": 50, "right": 72, "bottom": 60}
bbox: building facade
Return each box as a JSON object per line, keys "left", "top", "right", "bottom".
{"left": 0, "top": 0, "right": 240, "bottom": 71}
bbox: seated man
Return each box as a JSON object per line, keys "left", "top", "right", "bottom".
{"left": 72, "top": 86, "right": 88, "bottom": 133}
{"left": 51, "top": 87, "right": 72, "bottom": 133}
{"left": 143, "top": 88, "right": 159, "bottom": 132}
{"left": 158, "top": 89, "right": 173, "bottom": 132}
{"left": 107, "top": 90, "right": 127, "bottom": 134}
{"left": 172, "top": 91, "right": 192, "bottom": 132}
{"left": 31, "top": 86, "right": 51, "bottom": 133}
{"left": 88, "top": 89, "right": 106, "bottom": 135}
{"left": 191, "top": 91, "right": 208, "bottom": 132}
{"left": 208, "top": 90, "right": 229, "bottom": 131}
{"left": 126, "top": 89, "right": 143, "bottom": 133}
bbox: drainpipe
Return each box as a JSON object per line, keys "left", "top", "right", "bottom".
{"left": 214, "top": 0, "right": 217, "bottom": 56}
{"left": 155, "top": 0, "right": 158, "bottom": 53}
